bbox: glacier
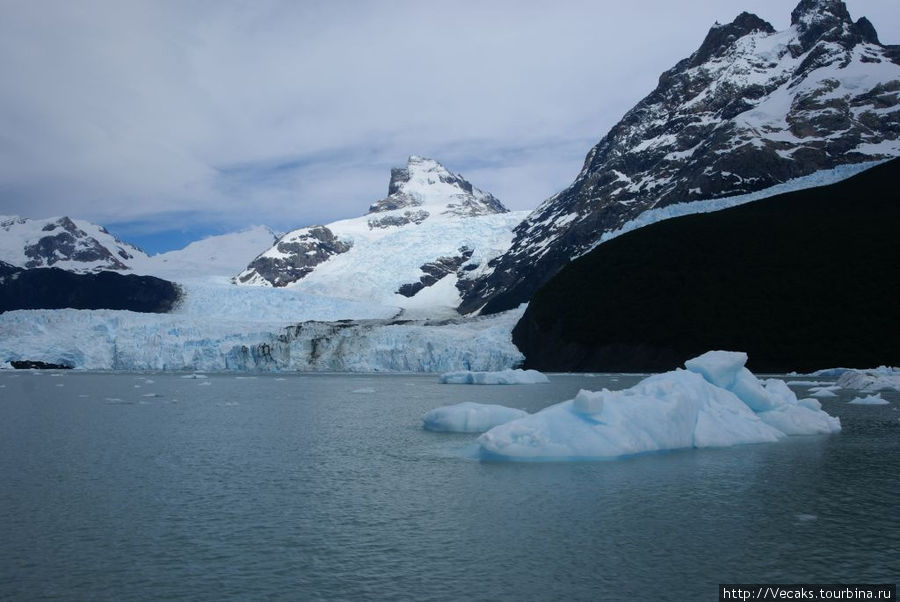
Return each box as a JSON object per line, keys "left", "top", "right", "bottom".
{"left": 477, "top": 351, "right": 841, "bottom": 461}
{"left": 0, "top": 302, "right": 525, "bottom": 372}
{"left": 422, "top": 402, "right": 529, "bottom": 433}
{"left": 438, "top": 368, "right": 549, "bottom": 385}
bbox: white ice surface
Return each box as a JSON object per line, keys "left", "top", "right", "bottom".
{"left": 423, "top": 402, "right": 529, "bottom": 433}
{"left": 836, "top": 368, "right": 900, "bottom": 392}
{"left": 438, "top": 368, "right": 549, "bottom": 385}
{"left": 0, "top": 303, "right": 525, "bottom": 372}
{"left": 848, "top": 394, "right": 889, "bottom": 405}
{"left": 477, "top": 351, "right": 840, "bottom": 461}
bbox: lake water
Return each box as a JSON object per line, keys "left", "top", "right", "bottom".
{"left": 1, "top": 371, "right": 897, "bottom": 601}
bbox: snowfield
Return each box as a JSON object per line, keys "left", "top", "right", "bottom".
{"left": 477, "top": 351, "right": 841, "bottom": 461}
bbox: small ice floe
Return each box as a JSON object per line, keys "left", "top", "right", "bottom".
{"left": 794, "top": 513, "right": 818, "bottom": 522}
{"left": 181, "top": 373, "right": 208, "bottom": 379}
{"left": 848, "top": 394, "right": 889, "bottom": 405}
{"left": 141, "top": 393, "right": 162, "bottom": 398}
{"left": 198, "top": 381, "right": 211, "bottom": 386}
{"left": 55, "top": 384, "right": 64, "bottom": 387}
{"left": 275, "top": 377, "right": 286, "bottom": 381}
{"left": 223, "top": 401, "right": 239, "bottom": 406}
{"left": 144, "top": 379, "right": 155, "bottom": 384}
{"left": 104, "top": 397, "right": 134, "bottom": 405}
{"left": 352, "top": 387, "right": 376, "bottom": 394}
{"left": 423, "top": 402, "right": 529, "bottom": 433}
{"left": 133, "top": 385, "right": 142, "bottom": 389}
{"left": 786, "top": 380, "right": 829, "bottom": 386}
{"left": 809, "top": 387, "right": 838, "bottom": 398}
{"left": 235, "top": 376, "right": 257, "bottom": 380}
{"left": 438, "top": 368, "right": 549, "bottom": 385}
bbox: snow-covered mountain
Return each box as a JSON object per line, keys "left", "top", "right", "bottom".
{"left": 237, "top": 156, "right": 526, "bottom": 316}
{"left": 459, "top": 0, "right": 900, "bottom": 314}
{"left": 0, "top": 215, "right": 148, "bottom": 273}
{"left": 131, "top": 225, "right": 278, "bottom": 280}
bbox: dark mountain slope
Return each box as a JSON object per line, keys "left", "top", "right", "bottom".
{"left": 512, "top": 158, "right": 900, "bottom": 373}
{"left": 0, "top": 264, "right": 181, "bottom": 313}
{"left": 460, "top": 0, "right": 900, "bottom": 315}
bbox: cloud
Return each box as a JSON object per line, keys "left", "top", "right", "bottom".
{"left": 0, "top": 0, "right": 897, "bottom": 248}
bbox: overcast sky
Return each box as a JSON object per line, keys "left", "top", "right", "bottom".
{"left": 1, "top": 0, "right": 897, "bottom": 253}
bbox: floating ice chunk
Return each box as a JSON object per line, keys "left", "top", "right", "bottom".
{"left": 352, "top": 388, "right": 376, "bottom": 394}
{"left": 438, "top": 369, "right": 549, "bottom": 385}
{"left": 477, "top": 352, "right": 841, "bottom": 462}
{"left": 836, "top": 368, "right": 900, "bottom": 392}
{"left": 423, "top": 402, "right": 528, "bottom": 433}
{"left": 786, "top": 380, "right": 830, "bottom": 386}
{"left": 809, "top": 388, "right": 838, "bottom": 398}
{"left": 848, "top": 394, "right": 889, "bottom": 405}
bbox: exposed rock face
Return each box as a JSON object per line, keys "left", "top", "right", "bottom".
{"left": 1, "top": 215, "right": 144, "bottom": 272}
{"left": 459, "top": 0, "right": 900, "bottom": 314}
{"left": 396, "top": 247, "right": 474, "bottom": 297}
{"left": 236, "top": 226, "right": 352, "bottom": 287}
{"left": 368, "top": 156, "right": 507, "bottom": 219}
{"left": 236, "top": 156, "right": 510, "bottom": 289}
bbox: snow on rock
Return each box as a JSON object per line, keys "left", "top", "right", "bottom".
{"left": 423, "top": 402, "right": 528, "bottom": 433}
{"left": 848, "top": 394, "right": 889, "bottom": 405}
{"left": 235, "top": 156, "right": 525, "bottom": 314}
{"left": 836, "top": 367, "right": 900, "bottom": 392}
{"left": 438, "top": 368, "right": 549, "bottom": 385}
{"left": 477, "top": 350, "right": 840, "bottom": 461}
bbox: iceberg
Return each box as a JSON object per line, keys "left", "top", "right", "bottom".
{"left": 438, "top": 368, "right": 549, "bottom": 385}
{"left": 478, "top": 351, "right": 841, "bottom": 461}
{"left": 836, "top": 368, "right": 900, "bottom": 393}
{"left": 848, "top": 394, "right": 889, "bottom": 405}
{"left": 423, "top": 402, "right": 529, "bottom": 433}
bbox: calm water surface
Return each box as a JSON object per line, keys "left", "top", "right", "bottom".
{"left": 1, "top": 371, "right": 898, "bottom": 601}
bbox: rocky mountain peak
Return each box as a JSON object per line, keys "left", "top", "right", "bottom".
{"left": 790, "top": 0, "right": 878, "bottom": 50}
{"left": 456, "top": 0, "right": 899, "bottom": 316}
{"left": 691, "top": 12, "right": 775, "bottom": 67}
{"left": 369, "top": 156, "right": 507, "bottom": 218}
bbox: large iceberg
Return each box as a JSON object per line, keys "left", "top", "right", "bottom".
{"left": 478, "top": 351, "right": 841, "bottom": 461}
{"left": 438, "top": 369, "right": 549, "bottom": 385}
{"left": 423, "top": 402, "right": 528, "bottom": 433}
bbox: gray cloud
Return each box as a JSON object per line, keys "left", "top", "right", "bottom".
{"left": 1, "top": 0, "right": 897, "bottom": 244}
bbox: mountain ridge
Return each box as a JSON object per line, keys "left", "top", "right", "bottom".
{"left": 458, "top": 0, "right": 900, "bottom": 315}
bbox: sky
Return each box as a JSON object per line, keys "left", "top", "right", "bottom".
{"left": 1, "top": 0, "right": 897, "bottom": 254}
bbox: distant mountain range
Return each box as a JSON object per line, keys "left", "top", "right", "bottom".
{"left": 458, "top": 0, "right": 900, "bottom": 314}
{"left": 1, "top": 0, "right": 897, "bottom": 332}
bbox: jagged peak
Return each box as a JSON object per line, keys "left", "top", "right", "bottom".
{"left": 691, "top": 11, "right": 775, "bottom": 67}
{"left": 373, "top": 156, "right": 507, "bottom": 217}
{"left": 788, "top": 0, "right": 880, "bottom": 50}
{"left": 790, "top": 0, "right": 852, "bottom": 29}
